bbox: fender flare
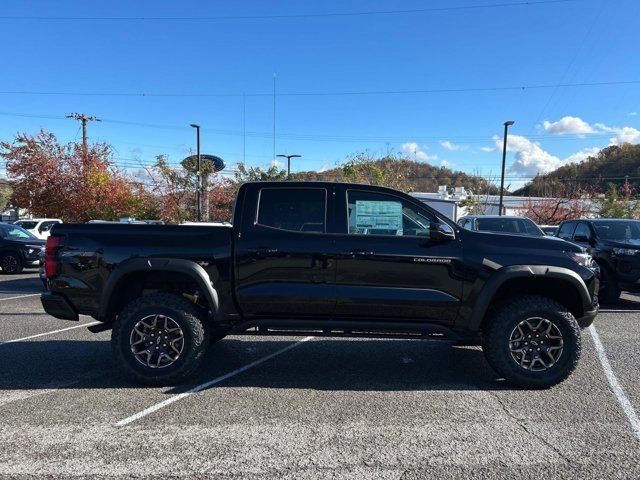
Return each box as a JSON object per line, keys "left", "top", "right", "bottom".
{"left": 468, "top": 265, "right": 591, "bottom": 331}
{"left": 98, "top": 257, "right": 219, "bottom": 321}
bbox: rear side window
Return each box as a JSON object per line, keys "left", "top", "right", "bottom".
{"left": 558, "top": 222, "right": 576, "bottom": 240}
{"left": 256, "top": 188, "right": 326, "bottom": 233}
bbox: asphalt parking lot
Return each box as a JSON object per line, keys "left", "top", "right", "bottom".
{"left": 1, "top": 272, "right": 639, "bottom": 478}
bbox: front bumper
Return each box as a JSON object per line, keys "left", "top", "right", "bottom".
{"left": 41, "top": 292, "right": 78, "bottom": 321}
{"left": 576, "top": 305, "right": 598, "bottom": 329}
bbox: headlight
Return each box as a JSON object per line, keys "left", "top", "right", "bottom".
{"left": 566, "top": 251, "right": 593, "bottom": 267}
{"left": 613, "top": 247, "right": 640, "bottom": 256}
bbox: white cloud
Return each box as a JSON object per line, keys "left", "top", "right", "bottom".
{"left": 440, "top": 140, "right": 466, "bottom": 151}
{"left": 501, "top": 134, "right": 563, "bottom": 176}
{"left": 400, "top": 142, "right": 437, "bottom": 161}
{"left": 440, "top": 160, "right": 451, "bottom": 167}
{"left": 270, "top": 159, "right": 284, "bottom": 168}
{"left": 543, "top": 116, "right": 595, "bottom": 136}
{"left": 608, "top": 126, "right": 640, "bottom": 145}
{"left": 480, "top": 146, "right": 495, "bottom": 153}
{"left": 563, "top": 147, "right": 600, "bottom": 165}
{"left": 627, "top": 112, "right": 638, "bottom": 116}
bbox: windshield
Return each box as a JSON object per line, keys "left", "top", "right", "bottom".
{"left": 476, "top": 218, "right": 544, "bottom": 236}
{"left": 593, "top": 220, "right": 640, "bottom": 242}
{"left": 0, "top": 224, "right": 38, "bottom": 240}
{"left": 15, "top": 221, "right": 38, "bottom": 230}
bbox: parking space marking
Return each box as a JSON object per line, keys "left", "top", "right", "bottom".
{"left": 0, "top": 293, "right": 41, "bottom": 302}
{"left": 0, "top": 321, "right": 100, "bottom": 346}
{"left": 589, "top": 324, "right": 640, "bottom": 441}
{"left": 599, "top": 309, "right": 639, "bottom": 313}
{"left": 116, "top": 335, "right": 315, "bottom": 427}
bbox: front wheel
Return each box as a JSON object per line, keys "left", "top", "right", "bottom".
{"left": 482, "top": 295, "right": 581, "bottom": 389}
{"left": 111, "top": 292, "right": 209, "bottom": 385}
{"left": 1, "top": 253, "right": 23, "bottom": 274}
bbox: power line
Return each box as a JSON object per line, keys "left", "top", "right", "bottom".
{"left": 0, "top": 1, "right": 575, "bottom": 21}
{"left": 1, "top": 79, "right": 638, "bottom": 98}
{"left": 0, "top": 110, "right": 625, "bottom": 144}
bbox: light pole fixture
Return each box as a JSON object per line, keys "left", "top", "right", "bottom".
{"left": 277, "top": 154, "right": 302, "bottom": 179}
{"left": 499, "top": 121, "right": 514, "bottom": 216}
{"left": 190, "top": 124, "right": 201, "bottom": 221}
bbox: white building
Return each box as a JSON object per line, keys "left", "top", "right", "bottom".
{"left": 411, "top": 186, "right": 597, "bottom": 222}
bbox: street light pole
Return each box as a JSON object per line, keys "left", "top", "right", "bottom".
{"left": 276, "top": 154, "right": 302, "bottom": 179}
{"left": 499, "top": 121, "right": 514, "bottom": 216}
{"left": 190, "top": 124, "right": 201, "bottom": 221}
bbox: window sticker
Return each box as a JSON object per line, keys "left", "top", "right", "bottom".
{"left": 355, "top": 200, "right": 403, "bottom": 234}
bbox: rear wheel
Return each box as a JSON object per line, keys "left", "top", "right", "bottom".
{"left": 1, "top": 253, "right": 23, "bottom": 274}
{"left": 111, "top": 292, "right": 209, "bottom": 385}
{"left": 482, "top": 295, "right": 581, "bottom": 389}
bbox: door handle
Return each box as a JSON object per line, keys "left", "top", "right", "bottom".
{"left": 248, "top": 247, "right": 279, "bottom": 256}
{"left": 342, "top": 249, "right": 374, "bottom": 257}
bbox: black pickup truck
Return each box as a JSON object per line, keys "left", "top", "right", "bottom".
{"left": 41, "top": 181, "right": 599, "bottom": 388}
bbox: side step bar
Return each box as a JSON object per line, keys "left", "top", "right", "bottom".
{"left": 230, "top": 319, "right": 461, "bottom": 341}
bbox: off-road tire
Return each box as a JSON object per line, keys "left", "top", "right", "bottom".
{"left": 112, "top": 292, "right": 209, "bottom": 386}
{"left": 599, "top": 265, "right": 621, "bottom": 304}
{"left": 482, "top": 295, "right": 581, "bottom": 389}
{"left": 1, "top": 253, "right": 23, "bottom": 274}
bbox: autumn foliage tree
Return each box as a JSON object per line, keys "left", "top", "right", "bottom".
{"left": 517, "top": 197, "right": 593, "bottom": 225}
{"left": 1, "top": 130, "right": 143, "bottom": 222}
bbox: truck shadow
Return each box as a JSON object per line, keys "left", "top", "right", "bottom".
{"left": 0, "top": 274, "right": 43, "bottom": 294}
{"left": 0, "top": 337, "right": 507, "bottom": 392}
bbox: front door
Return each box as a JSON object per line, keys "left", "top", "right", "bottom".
{"left": 333, "top": 188, "right": 463, "bottom": 324}
{"left": 234, "top": 185, "right": 337, "bottom": 317}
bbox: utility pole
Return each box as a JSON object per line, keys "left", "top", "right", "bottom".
{"left": 66, "top": 113, "right": 100, "bottom": 172}
{"left": 499, "top": 120, "right": 515, "bottom": 216}
{"left": 190, "top": 124, "right": 202, "bottom": 222}
{"left": 273, "top": 73, "right": 276, "bottom": 164}
{"left": 277, "top": 154, "right": 301, "bottom": 179}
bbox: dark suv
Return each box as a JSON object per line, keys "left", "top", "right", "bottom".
{"left": 0, "top": 223, "right": 45, "bottom": 274}
{"left": 557, "top": 218, "right": 640, "bottom": 303}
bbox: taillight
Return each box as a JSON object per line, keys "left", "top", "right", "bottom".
{"left": 45, "top": 235, "right": 62, "bottom": 278}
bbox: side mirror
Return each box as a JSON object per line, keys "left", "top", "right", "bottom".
{"left": 574, "top": 234, "right": 591, "bottom": 243}
{"left": 431, "top": 222, "right": 455, "bottom": 242}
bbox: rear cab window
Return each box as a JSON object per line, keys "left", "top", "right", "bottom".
{"left": 256, "top": 187, "right": 327, "bottom": 233}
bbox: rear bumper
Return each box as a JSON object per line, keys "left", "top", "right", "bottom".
{"left": 40, "top": 292, "right": 78, "bottom": 321}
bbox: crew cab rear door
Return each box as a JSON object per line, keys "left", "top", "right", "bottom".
{"left": 234, "top": 184, "right": 337, "bottom": 316}
{"left": 332, "top": 186, "right": 463, "bottom": 324}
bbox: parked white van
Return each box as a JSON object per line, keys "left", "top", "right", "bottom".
{"left": 14, "top": 218, "right": 62, "bottom": 239}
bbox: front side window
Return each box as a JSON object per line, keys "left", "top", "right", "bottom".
{"left": 256, "top": 188, "right": 326, "bottom": 233}
{"left": 15, "top": 221, "right": 38, "bottom": 230}
{"left": 347, "top": 190, "right": 435, "bottom": 237}
{"left": 573, "top": 223, "right": 592, "bottom": 240}
{"left": 558, "top": 222, "right": 575, "bottom": 240}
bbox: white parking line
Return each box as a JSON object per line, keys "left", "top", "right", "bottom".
{"left": 116, "top": 335, "right": 315, "bottom": 427}
{"left": 0, "top": 321, "right": 100, "bottom": 346}
{"left": 0, "top": 293, "right": 41, "bottom": 302}
{"left": 599, "top": 309, "right": 639, "bottom": 313}
{"left": 589, "top": 324, "right": 640, "bottom": 441}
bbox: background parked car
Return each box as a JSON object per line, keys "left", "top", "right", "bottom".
{"left": 14, "top": 218, "right": 62, "bottom": 239}
{"left": 557, "top": 218, "right": 640, "bottom": 303}
{"left": 0, "top": 223, "right": 45, "bottom": 274}
{"left": 457, "top": 215, "right": 547, "bottom": 237}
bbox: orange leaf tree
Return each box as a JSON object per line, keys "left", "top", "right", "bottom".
{"left": 1, "top": 130, "right": 141, "bottom": 222}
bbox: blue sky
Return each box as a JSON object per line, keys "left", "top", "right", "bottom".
{"left": 1, "top": 0, "right": 639, "bottom": 189}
